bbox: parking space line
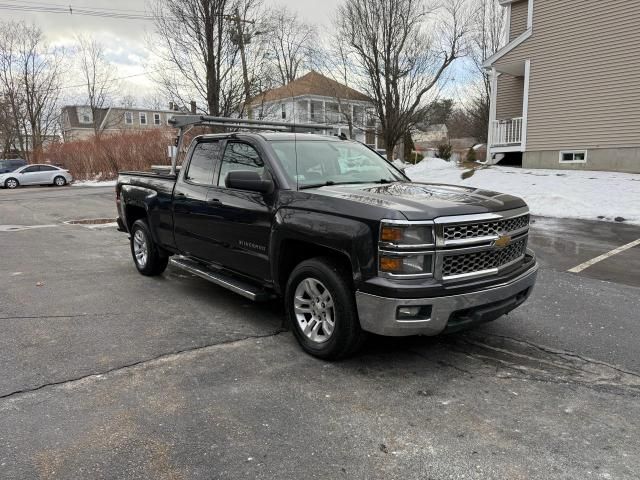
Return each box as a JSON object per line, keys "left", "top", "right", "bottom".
{"left": 568, "top": 238, "right": 640, "bottom": 273}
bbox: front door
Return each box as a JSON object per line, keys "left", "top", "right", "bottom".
{"left": 18, "top": 165, "right": 42, "bottom": 185}
{"left": 172, "top": 140, "right": 222, "bottom": 261}
{"left": 206, "top": 141, "right": 273, "bottom": 281}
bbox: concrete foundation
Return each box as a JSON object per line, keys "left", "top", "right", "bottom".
{"left": 523, "top": 147, "right": 640, "bottom": 173}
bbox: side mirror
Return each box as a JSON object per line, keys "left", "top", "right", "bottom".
{"left": 226, "top": 170, "right": 273, "bottom": 193}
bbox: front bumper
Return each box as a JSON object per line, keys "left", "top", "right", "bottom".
{"left": 355, "top": 261, "right": 538, "bottom": 336}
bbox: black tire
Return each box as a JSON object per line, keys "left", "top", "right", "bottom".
{"left": 4, "top": 178, "right": 19, "bottom": 189}
{"left": 53, "top": 175, "right": 67, "bottom": 187}
{"left": 285, "top": 257, "right": 366, "bottom": 360}
{"left": 129, "top": 219, "right": 168, "bottom": 276}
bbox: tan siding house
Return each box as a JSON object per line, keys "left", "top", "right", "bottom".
{"left": 484, "top": 0, "right": 640, "bottom": 173}
{"left": 61, "top": 105, "right": 184, "bottom": 142}
{"left": 508, "top": 0, "right": 529, "bottom": 40}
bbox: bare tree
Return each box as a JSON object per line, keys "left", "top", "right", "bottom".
{"left": 149, "top": 0, "right": 267, "bottom": 118}
{"left": 0, "top": 94, "right": 16, "bottom": 157}
{"left": 264, "top": 6, "right": 317, "bottom": 86}
{"left": 466, "top": 0, "right": 505, "bottom": 142}
{"left": 0, "top": 21, "right": 63, "bottom": 161}
{"left": 76, "top": 35, "right": 119, "bottom": 137}
{"left": 310, "top": 42, "right": 373, "bottom": 141}
{"left": 336, "top": 0, "right": 470, "bottom": 160}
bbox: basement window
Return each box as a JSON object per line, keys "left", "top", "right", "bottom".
{"left": 559, "top": 151, "right": 587, "bottom": 164}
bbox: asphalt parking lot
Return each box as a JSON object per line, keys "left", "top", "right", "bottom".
{"left": 1, "top": 186, "right": 639, "bottom": 479}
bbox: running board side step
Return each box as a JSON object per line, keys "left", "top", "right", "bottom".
{"left": 170, "top": 257, "right": 275, "bottom": 302}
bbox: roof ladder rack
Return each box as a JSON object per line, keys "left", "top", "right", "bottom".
{"left": 167, "top": 115, "right": 331, "bottom": 175}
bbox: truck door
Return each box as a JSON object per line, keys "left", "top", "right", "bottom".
{"left": 205, "top": 140, "right": 273, "bottom": 281}
{"left": 172, "top": 140, "right": 222, "bottom": 261}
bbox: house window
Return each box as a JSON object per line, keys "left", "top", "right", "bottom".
{"left": 281, "top": 104, "right": 286, "bottom": 119}
{"left": 559, "top": 150, "right": 587, "bottom": 164}
{"left": 154, "top": 113, "right": 161, "bottom": 125}
{"left": 124, "top": 112, "right": 133, "bottom": 124}
{"left": 78, "top": 107, "right": 93, "bottom": 124}
{"left": 139, "top": 113, "right": 147, "bottom": 125}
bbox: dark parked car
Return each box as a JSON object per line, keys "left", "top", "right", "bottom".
{"left": 0, "top": 159, "right": 27, "bottom": 174}
{"left": 116, "top": 116, "right": 538, "bottom": 359}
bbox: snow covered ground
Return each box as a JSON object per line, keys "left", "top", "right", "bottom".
{"left": 72, "top": 180, "right": 116, "bottom": 188}
{"left": 404, "top": 158, "right": 640, "bottom": 225}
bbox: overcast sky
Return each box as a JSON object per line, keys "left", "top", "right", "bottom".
{"left": 1, "top": 0, "right": 344, "bottom": 104}
{"left": 1, "top": 0, "right": 470, "bottom": 106}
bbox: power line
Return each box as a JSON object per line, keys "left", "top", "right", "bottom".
{"left": 2, "top": 0, "right": 148, "bottom": 14}
{"left": 60, "top": 70, "right": 163, "bottom": 90}
{"left": 0, "top": 3, "right": 157, "bottom": 21}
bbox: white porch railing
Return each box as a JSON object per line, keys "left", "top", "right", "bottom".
{"left": 491, "top": 117, "right": 523, "bottom": 146}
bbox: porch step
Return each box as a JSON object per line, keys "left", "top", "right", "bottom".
{"left": 170, "top": 256, "right": 275, "bottom": 302}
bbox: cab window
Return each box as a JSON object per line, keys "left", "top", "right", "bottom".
{"left": 218, "top": 142, "right": 264, "bottom": 187}
{"left": 185, "top": 141, "right": 221, "bottom": 185}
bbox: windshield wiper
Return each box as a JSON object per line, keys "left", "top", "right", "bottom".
{"left": 299, "top": 181, "right": 336, "bottom": 190}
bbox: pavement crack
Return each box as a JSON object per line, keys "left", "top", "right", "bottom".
{"left": 474, "top": 332, "right": 640, "bottom": 380}
{"left": 0, "top": 329, "right": 286, "bottom": 401}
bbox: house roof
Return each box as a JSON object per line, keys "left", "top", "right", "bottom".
{"left": 250, "top": 71, "right": 371, "bottom": 104}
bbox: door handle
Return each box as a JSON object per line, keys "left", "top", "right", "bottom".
{"left": 208, "top": 198, "right": 222, "bottom": 204}
{"left": 175, "top": 193, "right": 185, "bottom": 198}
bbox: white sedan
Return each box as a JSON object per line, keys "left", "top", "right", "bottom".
{"left": 0, "top": 164, "right": 73, "bottom": 189}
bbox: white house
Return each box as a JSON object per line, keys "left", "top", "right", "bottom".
{"left": 249, "top": 71, "right": 382, "bottom": 149}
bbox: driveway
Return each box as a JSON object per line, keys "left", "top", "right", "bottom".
{"left": 1, "top": 186, "right": 638, "bottom": 479}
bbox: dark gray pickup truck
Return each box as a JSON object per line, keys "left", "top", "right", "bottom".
{"left": 116, "top": 116, "right": 537, "bottom": 359}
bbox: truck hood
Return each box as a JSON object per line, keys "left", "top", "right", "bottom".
{"left": 305, "top": 182, "right": 527, "bottom": 220}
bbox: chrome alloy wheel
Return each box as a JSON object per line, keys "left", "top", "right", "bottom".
{"left": 6, "top": 179, "right": 17, "bottom": 189}
{"left": 54, "top": 176, "right": 65, "bottom": 186}
{"left": 293, "top": 278, "right": 335, "bottom": 343}
{"left": 133, "top": 229, "right": 148, "bottom": 268}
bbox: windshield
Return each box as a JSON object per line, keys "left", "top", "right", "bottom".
{"left": 269, "top": 139, "right": 406, "bottom": 189}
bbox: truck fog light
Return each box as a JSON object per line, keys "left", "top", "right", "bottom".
{"left": 397, "top": 305, "right": 432, "bottom": 320}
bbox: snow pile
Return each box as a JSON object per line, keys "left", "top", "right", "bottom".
{"left": 72, "top": 180, "right": 116, "bottom": 187}
{"left": 405, "top": 158, "right": 640, "bottom": 225}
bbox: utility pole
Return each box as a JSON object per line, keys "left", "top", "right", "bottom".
{"left": 228, "top": 8, "right": 255, "bottom": 118}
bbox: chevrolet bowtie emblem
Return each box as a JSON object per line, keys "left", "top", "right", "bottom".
{"left": 494, "top": 234, "right": 512, "bottom": 248}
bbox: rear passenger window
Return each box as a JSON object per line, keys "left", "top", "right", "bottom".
{"left": 218, "top": 142, "right": 264, "bottom": 187}
{"left": 185, "top": 142, "right": 221, "bottom": 185}
{"left": 39, "top": 165, "right": 57, "bottom": 171}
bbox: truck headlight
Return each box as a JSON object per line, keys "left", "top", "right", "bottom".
{"left": 380, "top": 223, "right": 434, "bottom": 247}
{"left": 379, "top": 253, "right": 433, "bottom": 276}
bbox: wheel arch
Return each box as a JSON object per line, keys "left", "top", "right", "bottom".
{"left": 270, "top": 209, "right": 377, "bottom": 295}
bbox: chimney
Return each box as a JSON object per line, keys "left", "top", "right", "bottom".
{"left": 169, "top": 101, "right": 174, "bottom": 111}
{"left": 190, "top": 101, "right": 197, "bottom": 114}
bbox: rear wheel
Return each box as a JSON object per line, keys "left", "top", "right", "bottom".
{"left": 4, "top": 178, "right": 18, "bottom": 189}
{"left": 285, "top": 257, "right": 366, "bottom": 360}
{"left": 130, "top": 219, "right": 168, "bottom": 276}
{"left": 53, "top": 175, "right": 66, "bottom": 187}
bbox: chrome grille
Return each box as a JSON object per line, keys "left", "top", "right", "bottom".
{"left": 442, "top": 237, "right": 527, "bottom": 278}
{"left": 443, "top": 214, "right": 529, "bottom": 242}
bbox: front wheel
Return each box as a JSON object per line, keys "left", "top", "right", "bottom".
{"left": 130, "top": 219, "right": 168, "bottom": 276}
{"left": 285, "top": 257, "right": 366, "bottom": 360}
{"left": 4, "top": 178, "right": 19, "bottom": 189}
